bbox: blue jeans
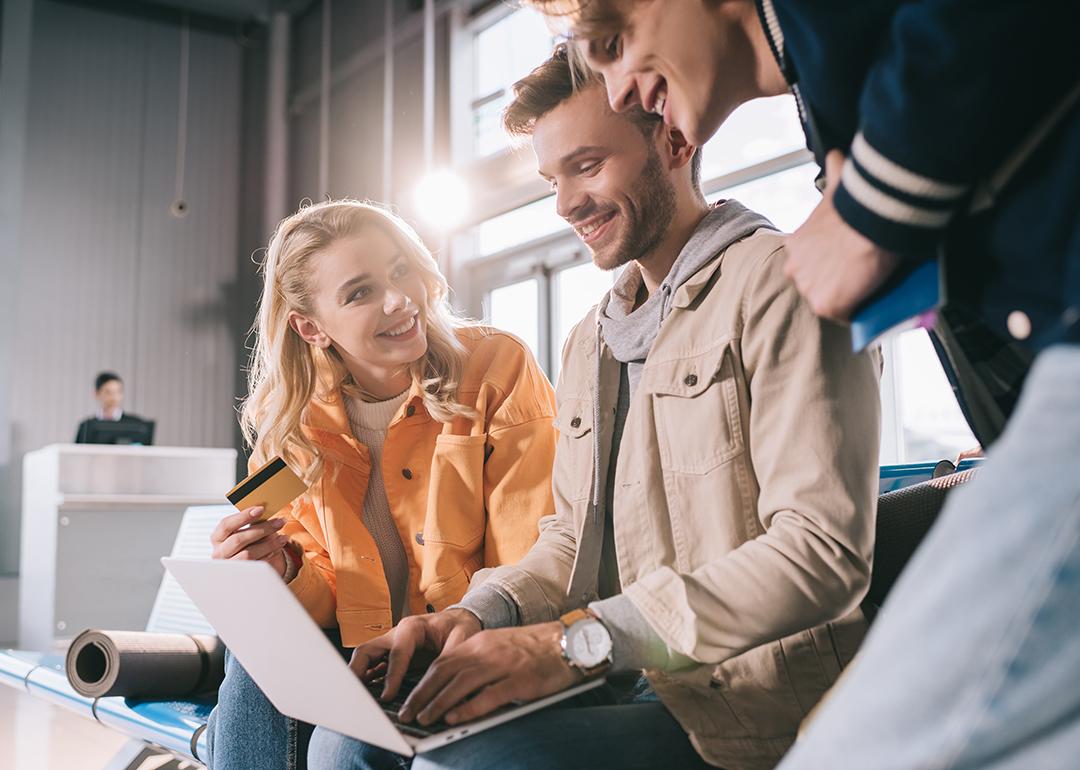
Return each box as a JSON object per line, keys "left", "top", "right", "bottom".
{"left": 780, "top": 344, "right": 1080, "bottom": 769}
{"left": 307, "top": 680, "right": 712, "bottom": 770}
{"left": 205, "top": 631, "right": 349, "bottom": 770}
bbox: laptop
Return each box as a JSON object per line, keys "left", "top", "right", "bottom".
{"left": 163, "top": 557, "right": 603, "bottom": 756}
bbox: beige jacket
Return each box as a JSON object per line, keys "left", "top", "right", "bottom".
{"left": 468, "top": 230, "right": 881, "bottom": 769}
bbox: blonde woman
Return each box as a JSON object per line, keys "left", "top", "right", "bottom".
{"left": 204, "top": 200, "right": 557, "bottom": 770}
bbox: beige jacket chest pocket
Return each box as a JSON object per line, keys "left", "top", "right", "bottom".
{"left": 552, "top": 396, "right": 594, "bottom": 503}
{"left": 648, "top": 342, "right": 745, "bottom": 475}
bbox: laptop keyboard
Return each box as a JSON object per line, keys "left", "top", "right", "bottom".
{"left": 364, "top": 671, "right": 529, "bottom": 739}
{"left": 364, "top": 674, "right": 447, "bottom": 738}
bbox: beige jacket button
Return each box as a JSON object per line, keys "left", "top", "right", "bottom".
{"left": 1007, "top": 311, "right": 1031, "bottom": 340}
{"left": 570, "top": 417, "right": 582, "bottom": 428}
{"left": 684, "top": 374, "right": 698, "bottom": 387}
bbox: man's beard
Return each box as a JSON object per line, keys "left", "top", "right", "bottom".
{"left": 592, "top": 147, "right": 677, "bottom": 272}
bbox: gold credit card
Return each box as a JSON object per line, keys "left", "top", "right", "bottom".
{"left": 226, "top": 456, "right": 308, "bottom": 521}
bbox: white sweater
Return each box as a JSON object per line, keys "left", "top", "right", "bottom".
{"left": 344, "top": 389, "right": 411, "bottom": 624}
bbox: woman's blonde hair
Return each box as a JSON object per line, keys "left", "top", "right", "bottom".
{"left": 522, "top": 0, "right": 630, "bottom": 39}
{"left": 240, "top": 199, "right": 477, "bottom": 483}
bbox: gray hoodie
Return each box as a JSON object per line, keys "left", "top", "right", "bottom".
{"left": 597, "top": 200, "right": 776, "bottom": 392}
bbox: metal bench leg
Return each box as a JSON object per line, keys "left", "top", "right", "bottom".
{"left": 102, "top": 740, "right": 203, "bottom": 770}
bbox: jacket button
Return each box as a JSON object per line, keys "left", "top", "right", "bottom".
{"left": 1007, "top": 310, "right": 1031, "bottom": 340}
{"left": 415, "top": 532, "right": 424, "bottom": 545}
{"left": 405, "top": 405, "right": 415, "bottom": 417}
{"left": 684, "top": 374, "right": 698, "bottom": 387}
{"left": 402, "top": 468, "right": 413, "bottom": 480}
{"left": 570, "top": 417, "right": 582, "bottom": 428}
{"left": 426, "top": 604, "right": 436, "bottom": 613}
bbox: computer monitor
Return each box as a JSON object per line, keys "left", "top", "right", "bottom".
{"left": 82, "top": 418, "right": 155, "bottom": 446}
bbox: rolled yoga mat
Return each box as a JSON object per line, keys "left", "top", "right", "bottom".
{"left": 65, "top": 630, "right": 225, "bottom": 698}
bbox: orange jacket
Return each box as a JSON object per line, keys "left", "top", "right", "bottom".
{"left": 271, "top": 327, "right": 556, "bottom": 646}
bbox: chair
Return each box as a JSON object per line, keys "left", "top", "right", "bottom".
{"left": 862, "top": 467, "right": 980, "bottom": 620}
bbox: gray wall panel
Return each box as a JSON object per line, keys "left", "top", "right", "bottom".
{"left": 288, "top": 104, "right": 322, "bottom": 206}
{"left": 0, "top": 0, "right": 34, "bottom": 576}
{"left": 290, "top": 1, "right": 322, "bottom": 104}
{"left": 286, "top": 2, "right": 451, "bottom": 223}
{"left": 0, "top": 0, "right": 245, "bottom": 574}
{"left": 133, "top": 18, "right": 241, "bottom": 450}
{"left": 330, "top": 0, "right": 383, "bottom": 68}
{"left": 389, "top": 31, "right": 425, "bottom": 217}
{"left": 328, "top": 62, "right": 384, "bottom": 200}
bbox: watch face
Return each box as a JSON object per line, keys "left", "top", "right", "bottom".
{"left": 567, "top": 619, "right": 613, "bottom": 668}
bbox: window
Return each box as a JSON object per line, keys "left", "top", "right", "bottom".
{"left": 475, "top": 195, "right": 566, "bottom": 257}
{"left": 883, "top": 330, "right": 977, "bottom": 464}
{"left": 487, "top": 278, "right": 540, "bottom": 358}
{"left": 708, "top": 162, "right": 820, "bottom": 233}
{"left": 472, "top": 10, "right": 556, "bottom": 157}
{"left": 551, "top": 261, "right": 616, "bottom": 376}
{"left": 478, "top": 257, "right": 615, "bottom": 378}
{"left": 553, "top": 262, "right": 614, "bottom": 349}
{"left": 702, "top": 95, "right": 806, "bottom": 180}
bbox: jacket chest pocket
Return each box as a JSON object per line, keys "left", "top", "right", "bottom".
{"left": 552, "top": 396, "right": 594, "bottom": 503}
{"left": 423, "top": 434, "right": 486, "bottom": 548}
{"left": 649, "top": 342, "right": 745, "bottom": 475}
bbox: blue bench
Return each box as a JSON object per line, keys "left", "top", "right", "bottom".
{"left": 0, "top": 648, "right": 213, "bottom": 763}
{"left": 0, "top": 504, "right": 230, "bottom": 767}
{"left": 0, "top": 463, "right": 978, "bottom": 768}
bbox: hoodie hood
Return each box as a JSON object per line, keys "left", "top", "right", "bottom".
{"left": 598, "top": 199, "right": 776, "bottom": 376}
{"left": 588, "top": 199, "right": 776, "bottom": 520}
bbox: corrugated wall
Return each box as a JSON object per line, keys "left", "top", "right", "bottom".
{"left": 285, "top": 0, "right": 450, "bottom": 217}
{"left": 0, "top": 0, "right": 245, "bottom": 573}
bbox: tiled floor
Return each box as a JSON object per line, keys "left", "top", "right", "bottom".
{"left": 0, "top": 684, "right": 129, "bottom": 770}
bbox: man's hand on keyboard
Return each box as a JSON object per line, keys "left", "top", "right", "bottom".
{"left": 349, "top": 609, "right": 482, "bottom": 702}
{"left": 397, "top": 622, "right": 580, "bottom": 728}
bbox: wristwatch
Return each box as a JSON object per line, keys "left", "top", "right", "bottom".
{"left": 559, "top": 608, "right": 613, "bottom": 678}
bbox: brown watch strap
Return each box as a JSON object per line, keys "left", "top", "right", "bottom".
{"left": 559, "top": 608, "right": 591, "bottom": 627}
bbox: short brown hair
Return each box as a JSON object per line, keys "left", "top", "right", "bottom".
{"left": 503, "top": 45, "right": 701, "bottom": 186}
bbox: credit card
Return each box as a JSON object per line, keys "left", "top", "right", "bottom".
{"left": 225, "top": 456, "right": 308, "bottom": 521}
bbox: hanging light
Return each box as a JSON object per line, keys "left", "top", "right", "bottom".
{"left": 413, "top": 170, "right": 470, "bottom": 229}
{"left": 170, "top": 13, "right": 191, "bottom": 219}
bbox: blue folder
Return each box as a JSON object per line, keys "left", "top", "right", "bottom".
{"left": 850, "top": 258, "right": 943, "bottom": 352}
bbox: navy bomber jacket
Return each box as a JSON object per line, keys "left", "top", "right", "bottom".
{"left": 757, "top": 0, "right": 1080, "bottom": 351}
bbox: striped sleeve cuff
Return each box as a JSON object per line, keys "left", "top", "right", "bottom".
{"left": 834, "top": 131, "right": 970, "bottom": 257}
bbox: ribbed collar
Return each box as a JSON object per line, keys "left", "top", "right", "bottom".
{"left": 343, "top": 389, "right": 410, "bottom": 433}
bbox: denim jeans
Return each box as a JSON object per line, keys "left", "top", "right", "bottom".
{"left": 307, "top": 679, "right": 712, "bottom": 770}
{"left": 780, "top": 344, "right": 1080, "bottom": 769}
{"left": 205, "top": 630, "right": 349, "bottom": 770}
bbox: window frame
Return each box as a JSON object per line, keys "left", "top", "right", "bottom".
{"left": 448, "top": 7, "right": 973, "bottom": 464}
{"left": 462, "top": 228, "right": 591, "bottom": 375}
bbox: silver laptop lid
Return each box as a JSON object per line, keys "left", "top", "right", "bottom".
{"left": 162, "top": 557, "right": 414, "bottom": 756}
